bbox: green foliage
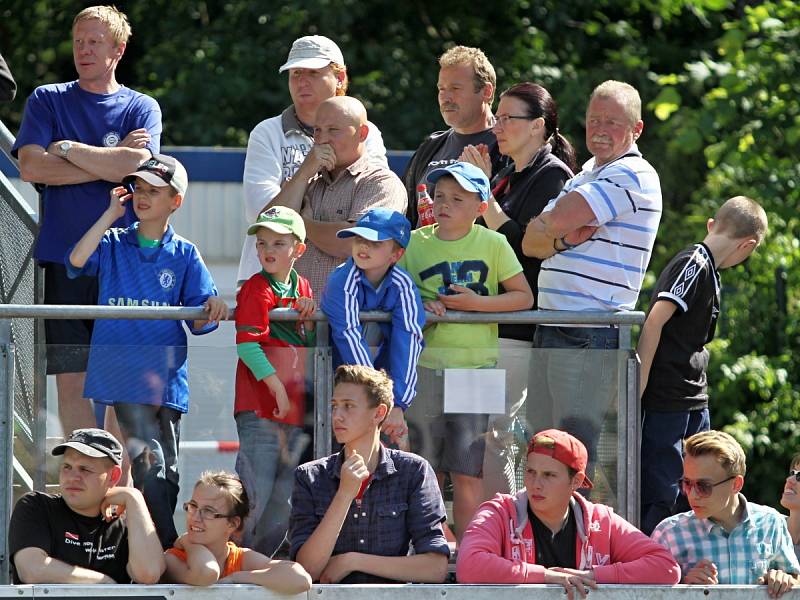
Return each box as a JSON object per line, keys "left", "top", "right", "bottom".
{"left": 652, "top": 1, "right": 800, "bottom": 504}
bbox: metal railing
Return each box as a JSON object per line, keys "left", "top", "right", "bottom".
{"left": 0, "top": 583, "right": 793, "bottom": 598}
{"left": 0, "top": 119, "right": 46, "bottom": 510}
{"left": 0, "top": 304, "right": 643, "bottom": 584}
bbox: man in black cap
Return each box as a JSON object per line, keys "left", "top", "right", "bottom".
{"left": 8, "top": 428, "right": 165, "bottom": 584}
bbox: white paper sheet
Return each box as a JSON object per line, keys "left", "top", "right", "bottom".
{"left": 443, "top": 369, "right": 506, "bottom": 414}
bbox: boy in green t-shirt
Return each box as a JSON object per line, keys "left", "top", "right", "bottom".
{"left": 398, "top": 161, "right": 533, "bottom": 542}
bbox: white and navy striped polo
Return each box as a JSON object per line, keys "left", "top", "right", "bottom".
{"left": 538, "top": 143, "right": 662, "bottom": 311}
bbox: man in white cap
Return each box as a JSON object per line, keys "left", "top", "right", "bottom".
{"left": 237, "top": 35, "right": 388, "bottom": 286}
{"left": 8, "top": 428, "right": 165, "bottom": 584}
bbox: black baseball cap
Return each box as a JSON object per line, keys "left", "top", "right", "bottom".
{"left": 52, "top": 428, "right": 124, "bottom": 465}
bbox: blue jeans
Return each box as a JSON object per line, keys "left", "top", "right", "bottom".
{"left": 113, "top": 403, "right": 181, "bottom": 549}
{"left": 528, "top": 326, "right": 621, "bottom": 491}
{"left": 640, "top": 408, "right": 710, "bottom": 535}
{"left": 235, "top": 411, "right": 309, "bottom": 556}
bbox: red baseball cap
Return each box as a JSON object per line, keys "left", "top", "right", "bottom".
{"left": 527, "top": 428, "right": 593, "bottom": 489}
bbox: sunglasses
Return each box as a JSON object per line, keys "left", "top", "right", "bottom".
{"left": 789, "top": 470, "right": 800, "bottom": 482}
{"left": 679, "top": 475, "right": 736, "bottom": 498}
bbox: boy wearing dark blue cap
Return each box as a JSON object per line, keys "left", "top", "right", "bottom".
{"left": 321, "top": 208, "right": 425, "bottom": 446}
{"left": 398, "top": 161, "right": 533, "bottom": 542}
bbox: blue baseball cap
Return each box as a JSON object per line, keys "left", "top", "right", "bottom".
{"left": 336, "top": 208, "right": 411, "bottom": 248}
{"left": 426, "top": 161, "right": 490, "bottom": 202}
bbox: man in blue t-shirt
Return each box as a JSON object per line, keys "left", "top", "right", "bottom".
{"left": 12, "top": 6, "right": 163, "bottom": 436}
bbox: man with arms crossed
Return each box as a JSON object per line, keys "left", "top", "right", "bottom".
{"left": 8, "top": 428, "right": 164, "bottom": 584}
{"left": 13, "top": 5, "right": 162, "bottom": 434}
{"left": 520, "top": 80, "right": 661, "bottom": 474}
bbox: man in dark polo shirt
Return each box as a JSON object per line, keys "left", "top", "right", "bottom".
{"left": 8, "top": 428, "right": 164, "bottom": 584}
{"left": 402, "top": 45, "right": 508, "bottom": 226}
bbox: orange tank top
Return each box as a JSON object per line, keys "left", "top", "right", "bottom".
{"left": 166, "top": 541, "right": 245, "bottom": 578}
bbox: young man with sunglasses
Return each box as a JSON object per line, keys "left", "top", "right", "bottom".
{"left": 457, "top": 429, "right": 679, "bottom": 596}
{"left": 652, "top": 430, "right": 799, "bottom": 597}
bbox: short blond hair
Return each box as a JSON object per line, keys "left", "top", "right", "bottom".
{"left": 684, "top": 430, "right": 746, "bottom": 477}
{"left": 439, "top": 45, "right": 496, "bottom": 103}
{"left": 334, "top": 365, "right": 394, "bottom": 415}
{"left": 589, "top": 80, "right": 641, "bottom": 125}
{"left": 73, "top": 5, "right": 132, "bottom": 46}
{"left": 713, "top": 196, "right": 768, "bottom": 243}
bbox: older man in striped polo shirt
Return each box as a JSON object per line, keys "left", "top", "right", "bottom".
{"left": 520, "top": 80, "right": 662, "bottom": 478}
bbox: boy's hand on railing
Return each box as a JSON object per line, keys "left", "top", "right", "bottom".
{"left": 381, "top": 407, "right": 408, "bottom": 445}
{"left": 203, "top": 296, "right": 229, "bottom": 323}
{"left": 265, "top": 374, "right": 291, "bottom": 419}
{"left": 295, "top": 297, "right": 316, "bottom": 320}
{"left": 545, "top": 567, "right": 597, "bottom": 600}
{"left": 438, "top": 284, "right": 479, "bottom": 311}
{"left": 759, "top": 569, "right": 795, "bottom": 598}
{"left": 424, "top": 300, "right": 447, "bottom": 317}
{"left": 683, "top": 559, "right": 718, "bottom": 584}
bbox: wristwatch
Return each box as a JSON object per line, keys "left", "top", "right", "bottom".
{"left": 57, "top": 141, "right": 72, "bottom": 158}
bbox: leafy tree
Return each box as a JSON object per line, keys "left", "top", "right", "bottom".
{"left": 650, "top": 1, "right": 800, "bottom": 504}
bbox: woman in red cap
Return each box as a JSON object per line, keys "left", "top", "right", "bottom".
{"left": 456, "top": 429, "right": 679, "bottom": 596}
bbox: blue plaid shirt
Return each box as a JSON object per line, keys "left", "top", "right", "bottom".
{"left": 651, "top": 495, "right": 800, "bottom": 583}
{"left": 289, "top": 445, "right": 449, "bottom": 583}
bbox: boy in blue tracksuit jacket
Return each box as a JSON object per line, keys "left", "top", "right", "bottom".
{"left": 321, "top": 208, "right": 425, "bottom": 445}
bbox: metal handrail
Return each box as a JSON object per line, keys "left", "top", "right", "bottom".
{"left": 0, "top": 304, "right": 645, "bottom": 325}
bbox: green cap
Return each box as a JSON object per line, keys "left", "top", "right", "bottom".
{"left": 247, "top": 206, "right": 306, "bottom": 241}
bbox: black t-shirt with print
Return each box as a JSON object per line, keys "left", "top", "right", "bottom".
{"left": 8, "top": 491, "right": 130, "bottom": 583}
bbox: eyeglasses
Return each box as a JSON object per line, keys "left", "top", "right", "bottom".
{"left": 679, "top": 475, "right": 736, "bottom": 498}
{"left": 182, "top": 501, "right": 233, "bottom": 521}
{"left": 492, "top": 114, "right": 534, "bottom": 128}
{"left": 789, "top": 470, "right": 800, "bottom": 482}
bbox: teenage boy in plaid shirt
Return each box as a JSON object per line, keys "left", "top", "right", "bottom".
{"left": 289, "top": 365, "right": 449, "bottom": 584}
{"left": 652, "top": 430, "right": 799, "bottom": 597}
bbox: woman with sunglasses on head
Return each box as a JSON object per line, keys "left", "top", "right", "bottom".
{"left": 780, "top": 454, "right": 800, "bottom": 560}
{"left": 163, "top": 471, "right": 311, "bottom": 592}
{"left": 457, "top": 83, "right": 576, "bottom": 496}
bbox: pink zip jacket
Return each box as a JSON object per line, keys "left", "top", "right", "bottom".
{"left": 456, "top": 490, "right": 680, "bottom": 584}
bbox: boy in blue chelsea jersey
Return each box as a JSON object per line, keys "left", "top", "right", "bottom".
{"left": 67, "top": 154, "right": 227, "bottom": 548}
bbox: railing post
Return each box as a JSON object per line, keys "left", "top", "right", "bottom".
{"left": 33, "top": 262, "right": 46, "bottom": 491}
{"left": 0, "top": 320, "right": 15, "bottom": 584}
{"left": 626, "top": 354, "right": 641, "bottom": 526}
{"left": 313, "top": 321, "right": 333, "bottom": 459}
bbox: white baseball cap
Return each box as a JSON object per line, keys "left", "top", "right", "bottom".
{"left": 279, "top": 35, "right": 345, "bottom": 72}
